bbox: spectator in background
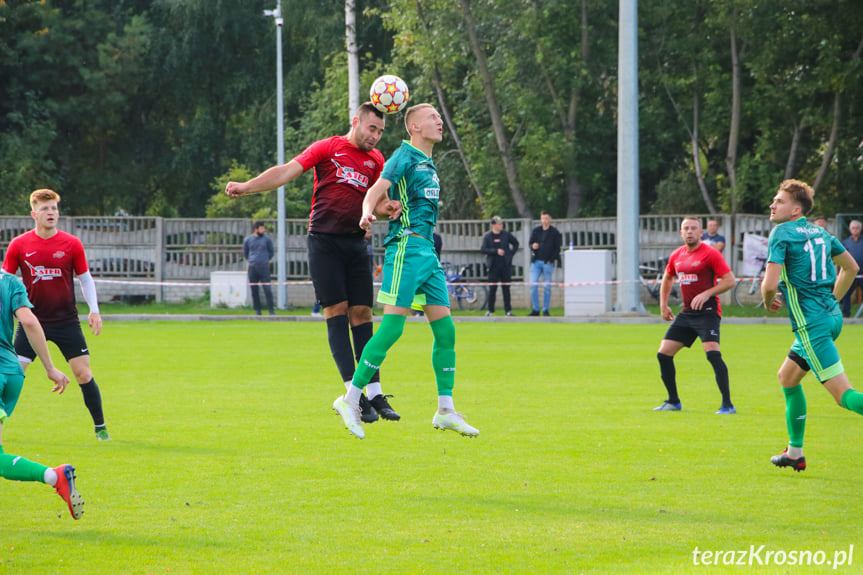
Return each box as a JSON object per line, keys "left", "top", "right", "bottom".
{"left": 701, "top": 218, "right": 726, "bottom": 253}
{"left": 528, "top": 211, "right": 562, "bottom": 316}
{"left": 364, "top": 228, "right": 375, "bottom": 275}
{"left": 841, "top": 220, "right": 863, "bottom": 318}
{"left": 481, "top": 216, "right": 519, "bottom": 317}
{"left": 813, "top": 216, "right": 828, "bottom": 229}
{"left": 311, "top": 301, "right": 323, "bottom": 318}
{"left": 243, "top": 221, "right": 275, "bottom": 316}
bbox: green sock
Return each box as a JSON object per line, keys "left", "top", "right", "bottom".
{"left": 429, "top": 315, "right": 456, "bottom": 397}
{"left": 783, "top": 385, "right": 807, "bottom": 449}
{"left": 840, "top": 389, "right": 863, "bottom": 415}
{"left": 0, "top": 447, "right": 49, "bottom": 483}
{"left": 351, "top": 314, "right": 406, "bottom": 390}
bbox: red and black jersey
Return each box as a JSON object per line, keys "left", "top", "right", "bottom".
{"left": 294, "top": 136, "right": 385, "bottom": 236}
{"left": 665, "top": 242, "right": 731, "bottom": 315}
{"left": 2, "top": 230, "right": 89, "bottom": 325}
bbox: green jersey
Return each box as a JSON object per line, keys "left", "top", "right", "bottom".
{"left": 380, "top": 140, "right": 440, "bottom": 246}
{"left": 0, "top": 272, "right": 32, "bottom": 375}
{"left": 767, "top": 216, "right": 845, "bottom": 331}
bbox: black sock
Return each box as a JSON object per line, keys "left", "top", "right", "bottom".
{"left": 657, "top": 353, "right": 679, "bottom": 404}
{"left": 707, "top": 350, "right": 731, "bottom": 406}
{"left": 79, "top": 378, "right": 105, "bottom": 428}
{"left": 351, "top": 321, "right": 380, "bottom": 384}
{"left": 326, "top": 315, "right": 356, "bottom": 382}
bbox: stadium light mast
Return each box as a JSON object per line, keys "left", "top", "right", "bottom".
{"left": 345, "top": 0, "right": 360, "bottom": 119}
{"left": 615, "top": 0, "right": 644, "bottom": 313}
{"left": 264, "top": 1, "right": 288, "bottom": 309}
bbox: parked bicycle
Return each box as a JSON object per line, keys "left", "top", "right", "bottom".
{"left": 639, "top": 265, "right": 681, "bottom": 305}
{"left": 732, "top": 256, "right": 767, "bottom": 307}
{"left": 441, "top": 262, "right": 488, "bottom": 311}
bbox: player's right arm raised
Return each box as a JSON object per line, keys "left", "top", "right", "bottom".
{"left": 360, "top": 177, "right": 393, "bottom": 230}
{"left": 225, "top": 161, "right": 305, "bottom": 198}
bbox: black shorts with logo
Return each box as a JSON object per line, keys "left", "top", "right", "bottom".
{"left": 663, "top": 312, "right": 721, "bottom": 347}
{"left": 15, "top": 320, "right": 90, "bottom": 362}
{"left": 307, "top": 232, "right": 374, "bottom": 309}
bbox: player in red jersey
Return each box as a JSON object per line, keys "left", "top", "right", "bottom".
{"left": 226, "top": 102, "right": 403, "bottom": 423}
{"left": 654, "top": 217, "right": 737, "bottom": 414}
{"left": 2, "top": 189, "right": 111, "bottom": 441}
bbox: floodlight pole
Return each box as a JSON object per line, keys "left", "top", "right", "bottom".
{"left": 264, "top": 1, "right": 287, "bottom": 309}
{"left": 615, "top": 0, "right": 644, "bottom": 313}
{"left": 345, "top": 0, "right": 360, "bottom": 119}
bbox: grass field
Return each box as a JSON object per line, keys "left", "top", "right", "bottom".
{"left": 3, "top": 320, "right": 862, "bottom": 574}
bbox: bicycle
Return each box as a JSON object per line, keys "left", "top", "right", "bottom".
{"left": 732, "top": 256, "right": 766, "bottom": 307}
{"left": 441, "top": 262, "right": 488, "bottom": 311}
{"left": 639, "top": 265, "right": 681, "bottom": 305}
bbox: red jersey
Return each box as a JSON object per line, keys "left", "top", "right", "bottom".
{"left": 293, "top": 136, "right": 385, "bottom": 236}
{"left": 665, "top": 242, "right": 731, "bottom": 315}
{"left": 2, "top": 229, "right": 89, "bottom": 325}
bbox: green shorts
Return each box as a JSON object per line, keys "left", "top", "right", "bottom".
{"left": 790, "top": 312, "right": 844, "bottom": 383}
{"left": 0, "top": 372, "right": 25, "bottom": 423}
{"left": 377, "top": 234, "right": 450, "bottom": 311}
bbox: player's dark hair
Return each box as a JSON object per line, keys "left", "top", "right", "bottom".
{"left": 253, "top": 220, "right": 265, "bottom": 231}
{"left": 357, "top": 102, "right": 384, "bottom": 121}
{"left": 541, "top": 211, "right": 552, "bottom": 217}
{"left": 778, "top": 179, "right": 814, "bottom": 215}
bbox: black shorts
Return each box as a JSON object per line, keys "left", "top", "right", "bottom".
{"left": 307, "top": 232, "right": 374, "bottom": 309}
{"left": 663, "top": 312, "right": 721, "bottom": 347}
{"left": 15, "top": 320, "right": 89, "bottom": 363}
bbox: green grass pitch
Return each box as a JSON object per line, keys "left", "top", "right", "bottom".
{"left": 2, "top": 320, "right": 861, "bottom": 574}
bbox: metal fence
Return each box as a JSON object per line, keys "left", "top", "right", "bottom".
{"left": 0, "top": 214, "right": 777, "bottom": 304}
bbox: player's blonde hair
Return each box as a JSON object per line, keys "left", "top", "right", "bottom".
{"left": 30, "top": 189, "right": 60, "bottom": 210}
{"left": 404, "top": 103, "right": 435, "bottom": 135}
{"left": 777, "top": 179, "right": 814, "bottom": 215}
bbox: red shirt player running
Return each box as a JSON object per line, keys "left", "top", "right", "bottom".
{"left": 2, "top": 189, "right": 111, "bottom": 441}
{"left": 654, "top": 216, "right": 737, "bottom": 414}
{"left": 225, "top": 102, "right": 403, "bottom": 423}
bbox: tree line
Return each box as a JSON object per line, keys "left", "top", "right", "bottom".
{"left": 1, "top": 0, "right": 861, "bottom": 221}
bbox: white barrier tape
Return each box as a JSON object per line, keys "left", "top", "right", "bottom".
{"left": 87, "top": 275, "right": 861, "bottom": 289}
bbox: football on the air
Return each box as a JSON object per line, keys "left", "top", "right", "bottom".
{"left": 369, "top": 75, "right": 410, "bottom": 114}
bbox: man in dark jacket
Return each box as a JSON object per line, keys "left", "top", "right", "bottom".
{"left": 481, "top": 216, "right": 519, "bottom": 316}
{"left": 243, "top": 221, "right": 275, "bottom": 316}
{"left": 528, "top": 211, "right": 563, "bottom": 316}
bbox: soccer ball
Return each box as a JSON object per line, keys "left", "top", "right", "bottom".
{"left": 369, "top": 75, "right": 410, "bottom": 114}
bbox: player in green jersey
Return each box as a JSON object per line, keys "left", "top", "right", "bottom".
{"left": 332, "top": 103, "right": 479, "bottom": 439}
{"left": 0, "top": 272, "right": 84, "bottom": 518}
{"left": 762, "top": 179, "right": 862, "bottom": 472}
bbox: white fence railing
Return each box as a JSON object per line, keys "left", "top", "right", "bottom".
{"left": 1, "top": 214, "right": 784, "bottom": 303}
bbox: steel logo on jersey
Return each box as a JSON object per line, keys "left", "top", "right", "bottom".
{"left": 678, "top": 272, "right": 698, "bottom": 285}
{"left": 24, "top": 260, "right": 62, "bottom": 283}
{"left": 331, "top": 159, "right": 370, "bottom": 189}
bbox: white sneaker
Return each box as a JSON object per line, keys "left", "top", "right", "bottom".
{"left": 432, "top": 410, "right": 479, "bottom": 437}
{"left": 333, "top": 395, "right": 364, "bottom": 438}
{"left": 310, "top": 312, "right": 323, "bottom": 318}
